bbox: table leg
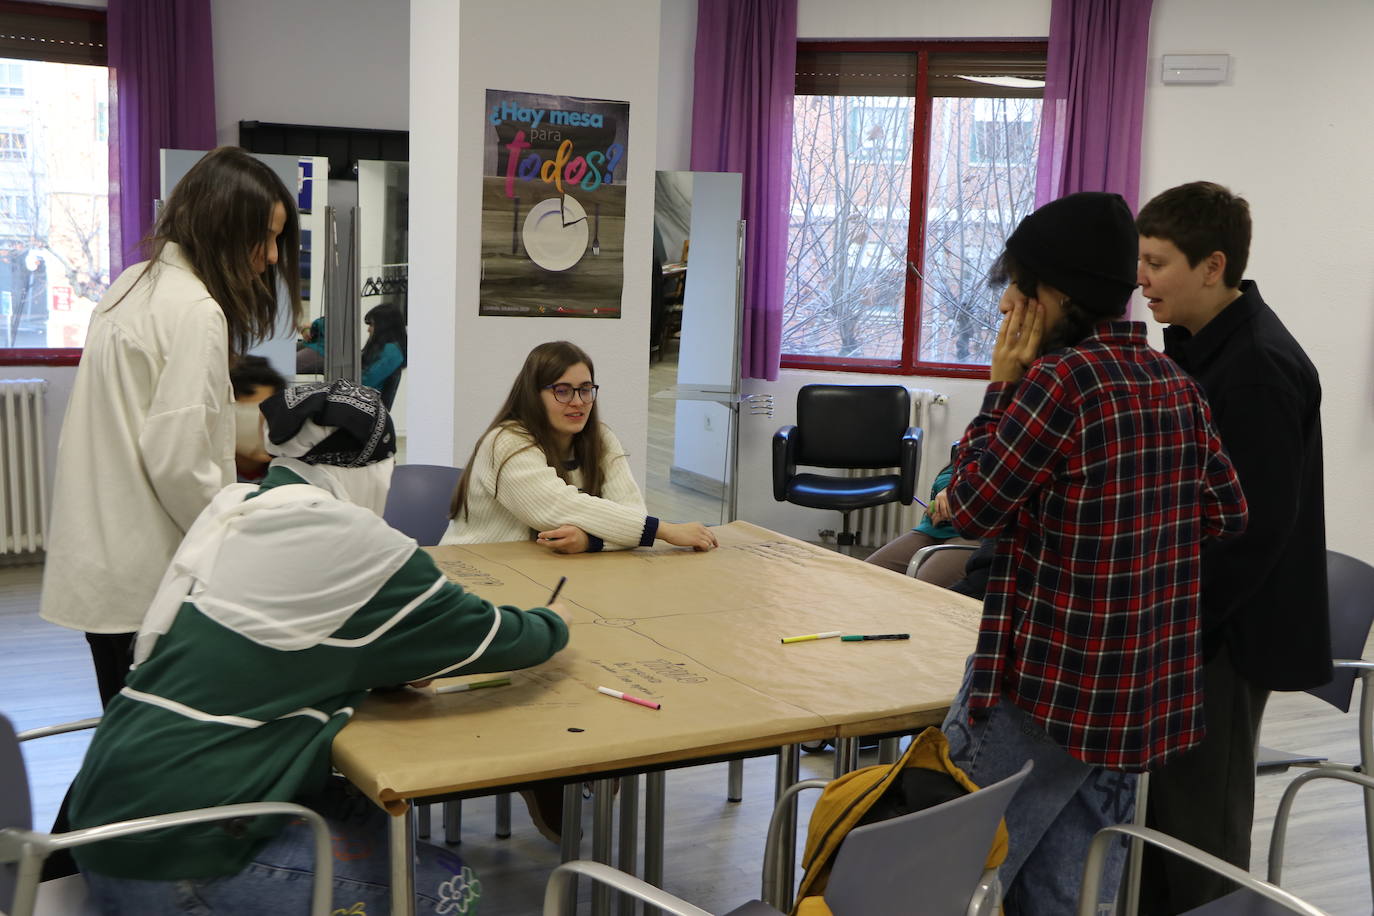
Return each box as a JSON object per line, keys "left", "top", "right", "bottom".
{"left": 495, "top": 792, "right": 511, "bottom": 838}
{"left": 389, "top": 804, "right": 417, "bottom": 916}
{"left": 832, "top": 737, "right": 859, "bottom": 777}
{"left": 417, "top": 802, "right": 431, "bottom": 839}
{"left": 444, "top": 800, "right": 461, "bottom": 845}
{"left": 644, "top": 769, "right": 666, "bottom": 916}
{"left": 591, "top": 778, "right": 617, "bottom": 916}
{"left": 617, "top": 773, "right": 640, "bottom": 916}
{"left": 727, "top": 757, "right": 744, "bottom": 802}
{"left": 770, "top": 743, "right": 801, "bottom": 911}
{"left": 878, "top": 737, "right": 900, "bottom": 765}
{"left": 560, "top": 782, "right": 584, "bottom": 863}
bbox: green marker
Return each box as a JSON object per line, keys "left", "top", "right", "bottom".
{"left": 840, "top": 634, "right": 911, "bottom": 642}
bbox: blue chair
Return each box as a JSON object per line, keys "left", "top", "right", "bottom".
{"left": 382, "top": 464, "right": 463, "bottom": 546}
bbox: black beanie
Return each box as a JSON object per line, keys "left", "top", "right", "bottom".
{"left": 1003, "top": 192, "right": 1138, "bottom": 316}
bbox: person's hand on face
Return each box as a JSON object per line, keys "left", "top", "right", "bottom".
{"left": 989, "top": 294, "right": 1045, "bottom": 384}
{"left": 537, "top": 524, "right": 591, "bottom": 554}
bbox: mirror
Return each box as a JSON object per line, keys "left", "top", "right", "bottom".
{"left": 645, "top": 170, "right": 744, "bottom": 527}
{"left": 356, "top": 159, "right": 409, "bottom": 450}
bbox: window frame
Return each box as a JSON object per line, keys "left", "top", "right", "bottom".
{"left": 0, "top": 0, "right": 106, "bottom": 367}
{"left": 783, "top": 39, "right": 1047, "bottom": 380}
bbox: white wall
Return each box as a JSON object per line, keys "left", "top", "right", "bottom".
{"left": 1140, "top": 0, "right": 1374, "bottom": 564}
{"left": 210, "top": 0, "right": 410, "bottom": 147}
{"left": 797, "top": 0, "right": 1047, "bottom": 39}
{"left": 657, "top": 0, "right": 697, "bottom": 172}
{"left": 408, "top": 0, "right": 661, "bottom": 486}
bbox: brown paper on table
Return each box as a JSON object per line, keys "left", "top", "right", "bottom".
{"left": 332, "top": 521, "right": 982, "bottom": 812}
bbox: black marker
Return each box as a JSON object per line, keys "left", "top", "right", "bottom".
{"left": 840, "top": 633, "right": 910, "bottom": 641}
{"left": 547, "top": 575, "right": 567, "bottom": 605}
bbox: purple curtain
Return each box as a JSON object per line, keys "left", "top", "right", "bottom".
{"left": 1034, "top": 0, "right": 1154, "bottom": 211}
{"left": 108, "top": 0, "right": 217, "bottom": 273}
{"left": 690, "top": 0, "right": 796, "bottom": 382}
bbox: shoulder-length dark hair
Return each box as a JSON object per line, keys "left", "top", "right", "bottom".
{"left": 363, "top": 303, "right": 407, "bottom": 369}
{"left": 119, "top": 146, "right": 301, "bottom": 360}
{"left": 450, "top": 340, "right": 609, "bottom": 520}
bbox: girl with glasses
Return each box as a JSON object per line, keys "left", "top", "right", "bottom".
{"left": 443, "top": 340, "right": 717, "bottom": 555}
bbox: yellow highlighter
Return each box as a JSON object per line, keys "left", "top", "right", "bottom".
{"left": 780, "top": 630, "right": 843, "bottom": 645}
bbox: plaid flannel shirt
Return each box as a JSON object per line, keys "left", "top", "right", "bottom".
{"left": 949, "top": 322, "right": 1247, "bottom": 771}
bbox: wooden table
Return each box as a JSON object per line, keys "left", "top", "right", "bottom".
{"left": 332, "top": 521, "right": 982, "bottom": 914}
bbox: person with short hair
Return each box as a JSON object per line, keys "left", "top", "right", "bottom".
{"left": 229, "top": 354, "right": 287, "bottom": 480}
{"left": 939, "top": 191, "right": 1248, "bottom": 913}
{"left": 1136, "top": 181, "right": 1329, "bottom": 913}
{"left": 69, "top": 380, "right": 571, "bottom": 915}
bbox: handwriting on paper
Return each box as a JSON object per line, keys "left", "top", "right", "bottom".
{"left": 433, "top": 558, "right": 505, "bottom": 588}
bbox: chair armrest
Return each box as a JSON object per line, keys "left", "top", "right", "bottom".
{"left": 0, "top": 802, "right": 335, "bottom": 916}
{"left": 898, "top": 427, "right": 923, "bottom": 505}
{"left": 544, "top": 861, "right": 716, "bottom": 916}
{"left": 772, "top": 426, "right": 799, "bottom": 502}
{"left": 1268, "top": 767, "right": 1374, "bottom": 885}
{"left": 906, "top": 543, "right": 979, "bottom": 579}
{"left": 16, "top": 717, "right": 100, "bottom": 742}
{"left": 1077, "top": 825, "right": 1325, "bottom": 916}
{"left": 761, "top": 778, "right": 829, "bottom": 907}
{"left": 967, "top": 868, "right": 1001, "bottom": 916}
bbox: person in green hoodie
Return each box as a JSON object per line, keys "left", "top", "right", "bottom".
{"left": 68, "top": 379, "right": 571, "bottom": 915}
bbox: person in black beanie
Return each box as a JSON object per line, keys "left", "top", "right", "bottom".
{"left": 938, "top": 192, "right": 1250, "bottom": 914}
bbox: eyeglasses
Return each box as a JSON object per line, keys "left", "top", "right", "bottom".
{"left": 544, "top": 383, "right": 599, "bottom": 404}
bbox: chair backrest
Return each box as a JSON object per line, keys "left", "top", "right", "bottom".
{"left": 0, "top": 714, "right": 33, "bottom": 914}
{"left": 823, "top": 759, "right": 1032, "bottom": 915}
{"left": 382, "top": 464, "right": 464, "bottom": 546}
{"left": 377, "top": 368, "right": 403, "bottom": 410}
{"left": 1307, "top": 550, "right": 1374, "bottom": 712}
{"left": 795, "top": 385, "right": 910, "bottom": 469}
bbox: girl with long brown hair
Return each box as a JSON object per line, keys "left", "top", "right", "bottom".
{"left": 41, "top": 146, "right": 301, "bottom": 704}
{"left": 443, "top": 340, "right": 716, "bottom": 553}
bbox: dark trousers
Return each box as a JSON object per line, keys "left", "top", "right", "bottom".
{"left": 44, "top": 631, "right": 136, "bottom": 880}
{"left": 1139, "top": 646, "right": 1269, "bottom": 915}
{"left": 85, "top": 631, "right": 136, "bottom": 706}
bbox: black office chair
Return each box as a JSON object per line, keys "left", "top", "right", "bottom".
{"left": 772, "top": 385, "right": 922, "bottom": 549}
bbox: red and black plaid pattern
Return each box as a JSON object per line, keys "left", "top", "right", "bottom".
{"left": 949, "top": 322, "right": 1247, "bottom": 772}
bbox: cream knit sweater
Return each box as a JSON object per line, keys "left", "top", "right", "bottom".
{"left": 440, "top": 422, "right": 655, "bottom": 549}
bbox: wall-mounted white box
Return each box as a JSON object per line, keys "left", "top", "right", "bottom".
{"left": 1161, "top": 54, "right": 1231, "bottom": 84}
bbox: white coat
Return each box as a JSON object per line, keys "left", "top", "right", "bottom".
{"left": 41, "top": 243, "right": 236, "bottom": 633}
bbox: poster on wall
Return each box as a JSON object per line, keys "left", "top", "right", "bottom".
{"left": 480, "top": 89, "right": 629, "bottom": 318}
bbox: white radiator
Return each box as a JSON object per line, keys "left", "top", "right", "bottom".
{"left": 848, "top": 387, "right": 946, "bottom": 548}
{"left": 0, "top": 378, "right": 48, "bottom": 555}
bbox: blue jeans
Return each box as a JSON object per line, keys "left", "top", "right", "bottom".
{"left": 942, "top": 665, "right": 1136, "bottom": 915}
{"left": 83, "top": 781, "right": 481, "bottom": 915}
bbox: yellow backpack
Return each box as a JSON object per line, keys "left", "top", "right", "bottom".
{"left": 791, "top": 727, "right": 1009, "bottom": 916}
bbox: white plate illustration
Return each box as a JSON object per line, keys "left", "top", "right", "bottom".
{"left": 522, "top": 195, "right": 589, "bottom": 272}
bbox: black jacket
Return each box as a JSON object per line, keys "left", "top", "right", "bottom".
{"left": 1163, "top": 281, "right": 1330, "bottom": 691}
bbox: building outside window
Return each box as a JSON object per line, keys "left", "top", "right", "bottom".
{"left": 0, "top": 3, "right": 108, "bottom": 359}
{"left": 784, "top": 44, "right": 1046, "bottom": 377}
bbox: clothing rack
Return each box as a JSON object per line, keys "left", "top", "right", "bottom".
{"left": 361, "top": 264, "right": 408, "bottom": 298}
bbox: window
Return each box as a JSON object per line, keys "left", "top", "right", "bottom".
{"left": 784, "top": 43, "right": 1046, "bottom": 377}
{"left": 0, "top": 61, "right": 24, "bottom": 96}
{"left": 0, "top": 129, "right": 27, "bottom": 161}
{"left": 0, "top": 2, "right": 108, "bottom": 363}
